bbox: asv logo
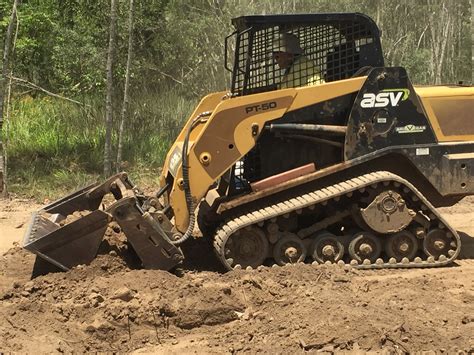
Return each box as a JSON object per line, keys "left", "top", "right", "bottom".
{"left": 360, "top": 89, "right": 410, "bottom": 108}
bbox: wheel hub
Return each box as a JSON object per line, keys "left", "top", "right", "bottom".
{"left": 240, "top": 243, "right": 253, "bottom": 255}
{"left": 434, "top": 240, "right": 446, "bottom": 250}
{"left": 381, "top": 195, "right": 397, "bottom": 213}
{"left": 399, "top": 242, "right": 409, "bottom": 252}
{"left": 285, "top": 246, "right": 298, "bottom": 260}
{"left": 359, "top": 243, "right": 373, "bottom": 255}
{"left": 322, "top": 245, "right": 335, "bottom": 257}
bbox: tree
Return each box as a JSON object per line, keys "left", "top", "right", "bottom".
{"left": 116, "top": 0, "right": 134, "bottom": 173}
{"left": 429, "top": 1, "right": 453, "bottom": 84}
{"left": 104, "top": 0, "right": 117, "bottom": 177}
{"left": 0, "top": 0, "right": 19, "bottom": 196}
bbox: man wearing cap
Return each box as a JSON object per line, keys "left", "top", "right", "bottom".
{"left": 272, "top": 33, "right": 323, "bottom": 89}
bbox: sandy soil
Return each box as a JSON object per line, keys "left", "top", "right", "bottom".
{"left": 0, "top": 196, "right": 473, "bottom": 353}
{"left": 0, "top": 197, "right": 41, "bottom": 254}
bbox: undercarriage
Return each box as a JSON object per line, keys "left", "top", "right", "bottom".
{"left": 214, "top": 171, "right": 461, "bottom": 270}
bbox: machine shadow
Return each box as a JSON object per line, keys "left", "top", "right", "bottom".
{"left": 458, "top": 231, "right": 474, "bottom": 259}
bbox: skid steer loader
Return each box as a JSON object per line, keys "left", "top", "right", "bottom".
{"left": 24, "top": 13, "right": 473, "bottom": 272}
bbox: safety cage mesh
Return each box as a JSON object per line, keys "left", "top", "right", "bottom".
{"left": 230, "top": 18, "right": 380, "bottom": 96}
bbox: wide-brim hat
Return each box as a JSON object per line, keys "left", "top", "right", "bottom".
{"left": 271, "top": 33, "right": 303, "bottom": 54}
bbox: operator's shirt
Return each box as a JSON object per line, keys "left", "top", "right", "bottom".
{"left": 279, "top": 55, "right": 323, "bottom": 89}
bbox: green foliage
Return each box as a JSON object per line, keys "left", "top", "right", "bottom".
{"left": 6, "top": 97, "right": 103, "bottom": 196}
{"left": 0, "top": 0, "right": 471, "bottom": 198}
{"left": 1, "top": 0, "right": 471, "bottom": 93}
{"left": 5, "top": 88, "right": 194, "bottom": 199}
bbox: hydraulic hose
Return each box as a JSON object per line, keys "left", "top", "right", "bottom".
{"left": 172, "top": 111, "right": 212, "bottom": 245}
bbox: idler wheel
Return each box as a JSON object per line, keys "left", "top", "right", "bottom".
{"left": 348, "top": 231, "right": 382, "bottom": 263}
{"left": 385, "top": 230, "right": 418, "bottom": 261}
{"left": 224, "top": 227, "right": 269, "bottom": 269}
{"left": 423, "top": 228, "right": 452, "bottom": 258}
{"left": 310, "top": 232, "right": 344, "bottom": 263}
{"left": 273, "top": 233, "right": 306, "bottom": 266}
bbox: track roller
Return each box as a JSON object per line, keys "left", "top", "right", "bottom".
{"left": 225, "top": 227, "right": 269, "bottom": 269}
{"left": 273, "top": 232, "right": 306, "bottom": 266}
{"left": 423, "top": 228, "right": 455, "bottom": 259}
{"left": 348, "top": 231, "right": 382, "bottom": 263}
{"left": 310, "top": 231, "right": 344, "bottom": 264}
{"left": 385, "top": 230, "right": 418, "bottom": 261}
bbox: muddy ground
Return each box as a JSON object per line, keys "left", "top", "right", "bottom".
{"left": 0, "top": 196, "right": 473, "bottom": 353}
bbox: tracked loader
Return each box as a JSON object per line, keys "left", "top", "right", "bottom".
{"left": 24, "top": 13, "right": 473, "bottom": 272}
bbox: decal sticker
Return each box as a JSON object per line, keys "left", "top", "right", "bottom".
{"left": 377, "top": 117, "right": 387, "bottom": 123}
{"left": 168, "top": 145, "right": 182, "bottom": 177}
{"left": 416, "top": 148, "right": 430, "bottom": 156}
{"left": 245, "top": 101, "right": 277, "bottom": 114}
{"left": 396, "top": 124, "right": 426, "bottom": 134}
{"left": 360, "top": 89, "right": 410, "bottom": 108}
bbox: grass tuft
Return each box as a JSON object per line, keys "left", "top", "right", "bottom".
{"left": 5, "top": 88, "right": 196, "bottom": 200}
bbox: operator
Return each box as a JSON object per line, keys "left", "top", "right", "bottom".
{"left": 271, "top": 33, "right": 323, "bottom": 89}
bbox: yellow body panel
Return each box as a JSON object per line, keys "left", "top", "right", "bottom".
{"left": 164, "top": 77, "right": 366, "bottom": 232}
{"left": 415, "top": 85, "right": 474, "bottom": 142}
{"left": 161, "top": 91, "right": 228, "bottom": 178}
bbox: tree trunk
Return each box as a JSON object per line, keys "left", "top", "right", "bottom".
{"left": 104, "top": 0, "right": 117, "bottom": 177}
{"left": 375, "top": 0, "right": 381, "bottom": 33}
{"left": 0, "top": 0, "right": 20, "bottom": 197}
{"left": 435, "top": 4, "right": 452, "bottom": 84}
{"left": 428, "top": 1, "right": 454, "bottom": 85}
{"left": 116, "top": 0, "right": 134, "bottom": 173}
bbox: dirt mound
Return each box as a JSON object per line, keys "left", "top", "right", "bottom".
{"left": 1, "top": 196, "right": 473, "bottom": 353}
{"left": 1, "top": 243, "right": 473, "bottom": 353}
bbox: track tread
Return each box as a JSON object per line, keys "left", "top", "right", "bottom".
{"left": 213, "top": 171, "right": 461, "bottom": 271}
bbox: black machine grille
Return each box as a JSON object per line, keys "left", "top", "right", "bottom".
{"left": 230, "top": 15, "right": 383, "bottom": 96}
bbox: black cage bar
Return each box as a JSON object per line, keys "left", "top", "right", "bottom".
{"left": 229, "top": 13, "right": 384, "bottom": 96}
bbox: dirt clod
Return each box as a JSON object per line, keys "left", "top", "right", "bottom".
{"left": 58, "top": 210, "right": 91, "bottom": 226}
{"left": 111, "top": 287, "right": 134, "bottom": 302}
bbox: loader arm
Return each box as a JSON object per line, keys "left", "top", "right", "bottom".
{"left": 163, "top": 77, "right": 366, "bottom": 232}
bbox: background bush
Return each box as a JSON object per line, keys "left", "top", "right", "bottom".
{"left": 0, "top": 0, "right": 471, "bottom": 198}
